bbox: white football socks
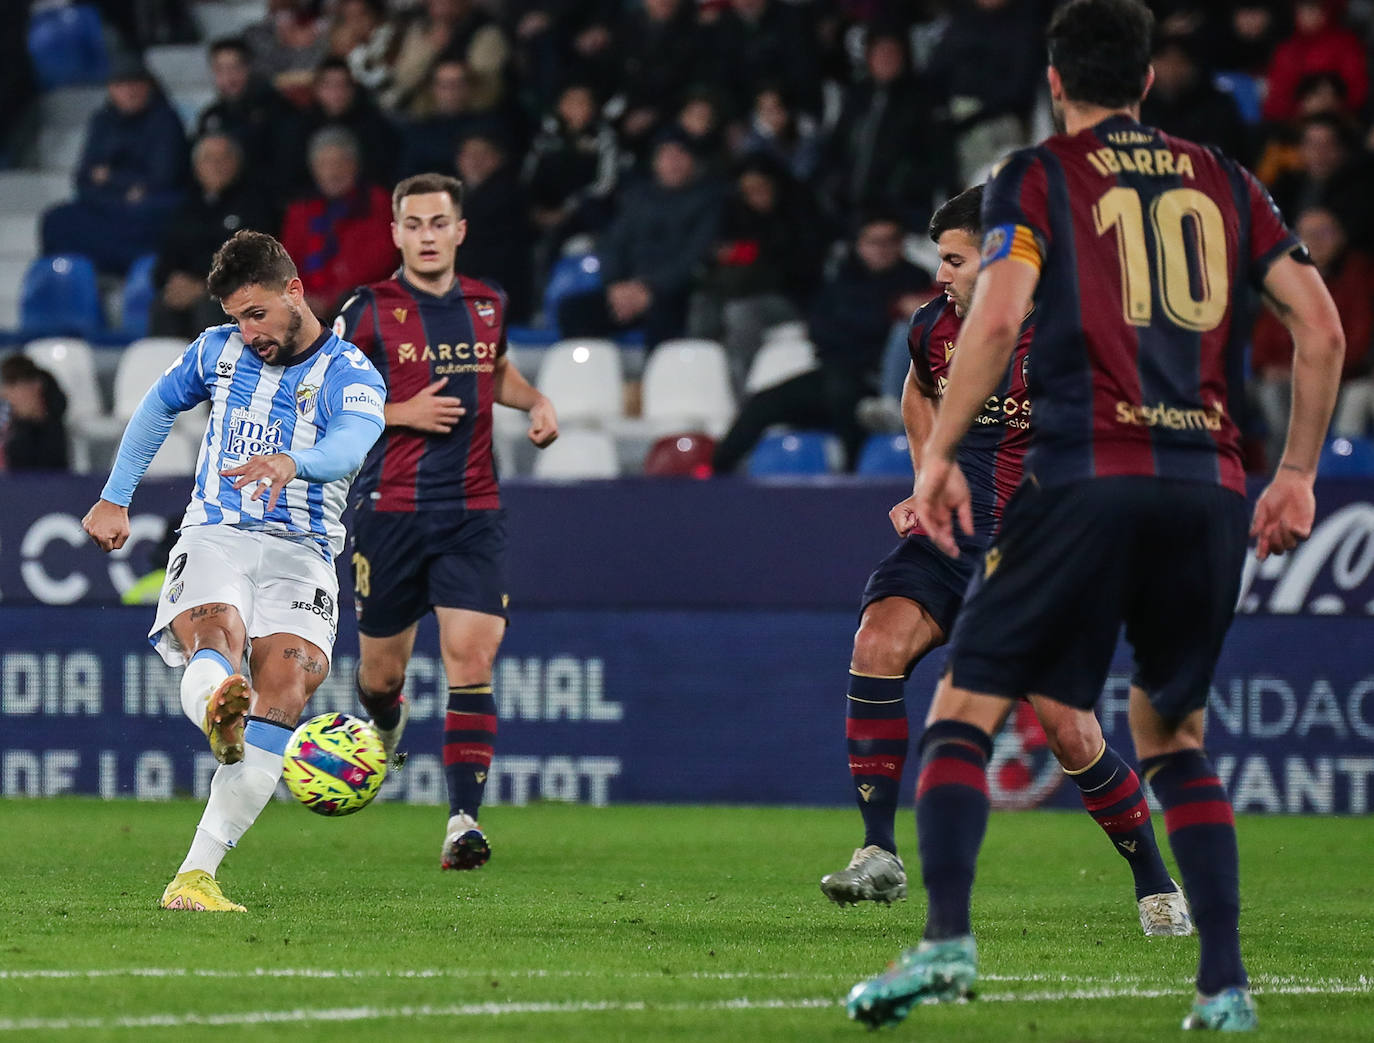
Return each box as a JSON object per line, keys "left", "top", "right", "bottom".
{"left": 180, "top": 648, "right": 234, "bottom": 728}
{"left": 179, "top": 720, "right": 292, "bottom": 877}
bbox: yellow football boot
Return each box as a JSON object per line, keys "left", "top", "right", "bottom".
{"left": 159, "top": 870, "right": 246, "bottom": 912}
{"left": 203, "top": 674, "right": 250, "bottom": 764}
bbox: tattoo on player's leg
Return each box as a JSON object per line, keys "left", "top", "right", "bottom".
{"left": 189, "top": 604, "right": 229, "bottom": 621}
{"left": 282, "top": 647, "right": 325, "bottom": 675}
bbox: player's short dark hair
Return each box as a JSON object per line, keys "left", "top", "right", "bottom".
{"left": 208, "top": 36, "right": 251, "bottom": 62}
{"left": 1047, "top": 0, "right": 1154, "bottom": 109}
{"left": 392, "top": 173, "right": 465, "bottom": 216}
{"left": 929, "top": 185, "right": 984, "bottom": 243}
{"left": 206, "top": 230, "right": 299, "bottom": 300}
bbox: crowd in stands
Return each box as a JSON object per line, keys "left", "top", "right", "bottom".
{"left": 3, "top": 0, "right": 1374, "bottom": 479}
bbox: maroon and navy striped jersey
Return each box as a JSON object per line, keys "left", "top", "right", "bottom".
{"left": 907, "top": 296, "right": 1033, "bottom": 539}
{"left": 980, "top": 115, "right": 1299, "bottom": 495}
{"left": 335, "top": 271, "right": 508, "bottom": 512}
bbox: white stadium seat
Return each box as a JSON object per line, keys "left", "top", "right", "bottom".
{"left": 25, "top": 337, "right": 106, "bottom": 472}
{"left": 532, "top": 428, "right": 620, "bottom": 480}
{"left": 143, "top": 45, "right": 212, "bottom": 89}
{"left": 640, "top": 338, "right": 735, "bottom": 438}
{"left": 745, "top": 336, "right": 818, "bottom": 394}
{"left": 0, "top": 172, "right": 73, "bottom": 212}
{"left": 144, "top": 427, "right": 200, "bottom": 477}
{"left": 111, "top": 338, "right": 184, "bottom": 420}
{"left": 536, "top": 339, "right": 623, "bottom": 427}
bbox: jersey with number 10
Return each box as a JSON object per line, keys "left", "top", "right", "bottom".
{"left": 981, "top": 115, "right": 1299, "bottom": 495}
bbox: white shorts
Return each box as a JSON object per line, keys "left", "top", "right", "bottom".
{"left": 149, "top": 526, "right": 340, "bottom": 668}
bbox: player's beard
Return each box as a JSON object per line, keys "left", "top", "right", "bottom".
{"left": 254, "top": 307, "right": 304, "bottom": 366}
{"left": 1050, "top": 96, "right": 1067, "bottom": 135}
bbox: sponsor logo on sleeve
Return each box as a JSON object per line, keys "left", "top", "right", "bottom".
{"left": 339, "top": 383, "right": 384, "bottom": 419}
{"left": 332, "top": 315, "right": 347, "bottom": 338}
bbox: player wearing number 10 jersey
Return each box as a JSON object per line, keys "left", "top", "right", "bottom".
{"left": 848, "top": 0, "right": 1345, "bottom": 1032}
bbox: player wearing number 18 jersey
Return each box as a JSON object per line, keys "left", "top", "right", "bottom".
{"left": 338, "top": 173, "right": 559, "bottom": 871}
{"left": 848, "top": 0, "right": 1345, "bottom": 1031}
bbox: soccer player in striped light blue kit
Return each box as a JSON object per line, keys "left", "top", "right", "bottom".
{"left": 83, "top": 230, "right": 388, "bottom": 912}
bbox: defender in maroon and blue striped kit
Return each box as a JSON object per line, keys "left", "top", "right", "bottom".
{"left": 850, "top": 1, "right": 1347, "bottom": 1031}
{"left": 827, "top": 186, "right": 1186, "bottom": 930}
{"left": 340, "top": 174, "right": 559, "bottom": 876}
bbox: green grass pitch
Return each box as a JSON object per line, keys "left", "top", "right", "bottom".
{"left": 1, "top": 799, "right": 1370, "bottom": 1041}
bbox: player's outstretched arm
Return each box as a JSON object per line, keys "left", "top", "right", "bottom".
{"left": 493, "top": 354, "right": 558, "bottom": 448}
{"left": 1250, "top": 252, "right": 1346, "bottom": 560}
{"left": 81, "top": 386, "right": 181, "bottom": 552}
{"left": 889, "top": 364, "right": 936, "bottom": 537}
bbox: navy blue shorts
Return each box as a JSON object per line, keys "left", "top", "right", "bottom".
{"left": 946, "top": 476, "right": 1249, "bottom": 721}
{"left": 860, "top": 531, "right": 985, "bottom": 639}
{"left": 349, "top": 508, "right": 508, "bottom": 637}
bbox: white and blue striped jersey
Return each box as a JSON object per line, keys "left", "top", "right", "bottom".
{"left": 155, "top": 323, "right": 387, "bottom": 560}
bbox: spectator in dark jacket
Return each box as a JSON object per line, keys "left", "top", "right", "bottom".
{"left": 614, "top": 0, "right": 712, "bottom": 157}
{"left": 927, "top": 0, "right": 1042, "bottom": 185}
{"left": 1269, "top": 113, "right": 1374, "bottom": 249}
{"left": 397, "top": 58, "right": 499, "bottom": 178}
{"left": 41, "top": 56, "right": 188, "bottom": 275}
{"left": 0, "top": 356, "right": 68, "bottom": 472}
{"left": 196, "top": 37, "right": 302, "bottom": 204}
{"left": 688, "top": 155, "right": 825, "bottom": 388}
{"left": 149, "top": 133, "right": 276, "bottom": 339}
{"left": 706, "top": 0, "right": 821, "bottom": 119}
{"left": 456, "top": 132, "right": 534, "bottom": 322}
{"left": 1141, "top": 34, "right": 1250, "bottom": 162}
{"left": 558, "top": 129, "right": 724, "bottom": 348}
{"left": 821, "top": 30, "right": 951, "bottom": 233}
{"left": 712, "top": 212, "right": 929, "bottom": 472}
{"left": 297, "top": 58, "right": 401, "bottom": 194}
{"left": 280, "top": 128, "right": 397, "bottom": 317}
{"left": 523, "top": 82, "right": 620, "bottom": 254}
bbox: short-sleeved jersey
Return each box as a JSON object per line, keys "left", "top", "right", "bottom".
{"left": 907, "top": 296, "right": 1033, "bottom": 538}
{"left": 336, "top": 272, "right": 508, "bottom": 512}
{"left": 981, "top": 115, "right": 1299, "bottom": 495}
{"left": 155, "top": 323, "right": 387, "bottom": 561}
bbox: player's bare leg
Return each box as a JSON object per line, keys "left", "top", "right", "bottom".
{"left": 1130, "top": 688, "right": 1255, "bottom": 1028}
{"left": 162, "top": 634, "right": 328, "bottom": 912}
{"left": 436, "top": 606, "right": 505, "bottom": 870}
{"left": 1031, "top": 695, "right": 1191, "bottom": 936}
{"left": 170, "top": 604, "right": 251, "bottom": 764}
{"left": 823, "top": 597, "right": 944, "bottom": 906}
{"left": 357, "top": 624, "right": 419, "bottom": 767}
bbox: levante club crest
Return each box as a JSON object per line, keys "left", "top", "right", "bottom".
{"left": 475, "top": 299, "right": 497, "bottom": 326}
{"left": 987, "top": 702, "right": 1064, "bottom": 809}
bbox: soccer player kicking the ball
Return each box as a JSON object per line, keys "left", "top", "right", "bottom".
{"left": 824, "top": 185, "right": 1193, "bottom": 938}
{"left": 336, "top": 173, "right": 558, "bottom": 871}
{"left": 846, "top": 0, "right": 1344, "bottom": 1031}
{"left": 83, "top": 231, "right": 387, "bottom": 912}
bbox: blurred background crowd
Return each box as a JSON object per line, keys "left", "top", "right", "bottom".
{"left": 2, "top": 0, "right": 1374, "bottom": 481}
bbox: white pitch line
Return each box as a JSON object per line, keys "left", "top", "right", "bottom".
{"left": 0, "top": 967, "right": 1368, "bottom": 988}
{"left": 0, "top": 979, "right": 1371, "bottom": 1033}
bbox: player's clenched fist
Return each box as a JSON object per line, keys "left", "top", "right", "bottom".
{"left": 527, "top": 394, "right": 558, "bottom": 448}
{"left": 82, "top": 499, "right": 130, "bottom": 553}
{"left": 913, "top": 453, "right": 974, "bottom": 559}
{"left": 889, "top": 494, "right": 920, "bottom": 537}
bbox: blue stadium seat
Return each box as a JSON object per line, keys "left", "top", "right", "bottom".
{"left": 1214, "top": 72, "right": 1262, "bottom": 125}
{"left": 543, "top": 253, "right": 602, "bottom": 336}
{"left": 857, "top": 433, "right": 913, "bottom": 477}
{"left": 20, "top": 255, "right": 103, "bottom": 338}
{"left": 747, "top": 431, "right": 840, "bottom": 477}
{"left": 1318, "top": 436, "right": 1374, "bottom": 478}
{"left": 120, "top": 254, "right": 158, "bottom": 339}
{"left": 27, "top": 4, "right": 109, "bottom": 90}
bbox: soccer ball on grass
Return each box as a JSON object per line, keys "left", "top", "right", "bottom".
{"left": 282, "top": 712, "right": 387, "bottom": 816}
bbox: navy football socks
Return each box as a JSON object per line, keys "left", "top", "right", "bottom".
{"left": 845, "top": 671, "right": 909, "bottom": 854}
{"left": 355, "top": 667, "right": 404, "bottom": 731}
{"left": 915, "top": 719, "right": 993, "bottom": 940}
{"left": 1142, "top": 749, "right": 1248, "bottom": 994}
{"left": 1067, "top": 742, "right": 1176, "bottom": 900}
{"left": 444, "top": 683, "right": 498, "bottom": 819}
